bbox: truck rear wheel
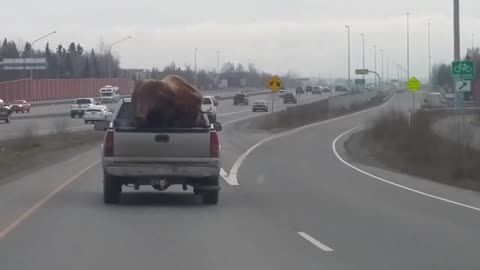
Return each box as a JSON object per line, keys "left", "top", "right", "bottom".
{"left": 104, "top": 174, "right": 122, "bottom": 204}
{"left": 202, "top": 176, "right": 219, "bottom": 205}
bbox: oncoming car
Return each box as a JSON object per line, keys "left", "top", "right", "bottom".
{"left": 252, "top": 100, "right": 269, "bottom": 112}
{"left": 84, "top": 105, "right": 113, "bottom": 124}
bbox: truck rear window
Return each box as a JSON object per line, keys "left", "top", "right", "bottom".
{"left": 115, "top": 103, "right": 208, "bottom": 129}
{"left": 203, "top": 98, "right": 212, "bottom": 105}
{"left": 76, "top": 99, "right": 92, "bottom": 104}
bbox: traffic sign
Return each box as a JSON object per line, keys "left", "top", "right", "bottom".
{"left": 355, "top": 69, "right": 369, "bottom": 75}
{"left": 354, "top": 79, "right": 366, "bottom": 85}
{"left": 406, "top": 77, "right": 421, "bottom": 93}
{"left": 268, "top": 76, "right": 283, "bottom": 93}
{"left": 452, "top": 61, "right": 474, "bottom": 80}
{"left": 455, "top": 80, "right": 471, "bottom": 92}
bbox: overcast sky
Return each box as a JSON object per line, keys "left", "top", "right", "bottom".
{"left": 2, "top": 0, "right": 480, "bottom": 80}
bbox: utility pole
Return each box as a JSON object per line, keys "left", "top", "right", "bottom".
{"left": 472, "top": 33, "right": 475, "bottom": 60}
{"left": 454, "top": 0, "right": 460, "bottom": 61}
{"left": 345, "top": 25, "right": 351, "bottom": 88}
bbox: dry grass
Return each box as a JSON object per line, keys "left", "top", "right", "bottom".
{"left": 250, "top": 91, "right": 391, "bottom": 131}
{"left": 0, "top": 130, "right": 104, "bottom": 183}
{"left": 364, "top": 110, "right": 480, "bottom": 190}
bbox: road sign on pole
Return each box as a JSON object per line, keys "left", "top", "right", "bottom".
{"left": 354, "top": 79, "right": 366, "bottom": 85}
{"left": 355, "top": 69, "right": 369, "bottom": 75}
{"left": 455, "top": 80, "right": 471, "bottom": 92}
{"left": 451, "top": 61, "right": 474, "bottom": 80}
{"left": 406, "top": 77, "right": 422, "bottom": 93}
{"left": 268, "top": 76, "right": 283, "bottom": 93}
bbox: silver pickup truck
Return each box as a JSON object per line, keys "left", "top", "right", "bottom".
{"left": 95, "top": 99, "right": 222, "bottom": 205}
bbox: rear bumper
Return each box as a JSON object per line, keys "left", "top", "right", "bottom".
{"left": 103, "top": 160, "right": 220, "bottom": 179}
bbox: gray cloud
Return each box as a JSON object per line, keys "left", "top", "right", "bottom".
{"left": 2, "top": 0, "right": 480, "bottom": 80}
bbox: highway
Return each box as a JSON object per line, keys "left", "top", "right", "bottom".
{"left": 0, "top": 91, "right": 285, "bottom": 140}
{"left": 1, "top": 92, "right": 480, "bottom": 269}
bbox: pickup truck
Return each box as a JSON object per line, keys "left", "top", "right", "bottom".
{"left": 70, "top": 98, "right": 97, "bottom": 118}
{"left": 94, "top": 99, "right": 223, "bottom": 205}
{"left": 202, "top": 96, "right": 218, "bottom": 122}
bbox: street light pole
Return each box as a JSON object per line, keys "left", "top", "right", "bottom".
{"left": 108, "top": 36, "right": 132, "bottom": 79}
{"left": 407, "top": 12, "right": 411, "bottom": 80}
{"left": 387, "top": 56, "right": 389, "bottom": 84}
{"left": 381, "top": 49, "right": 384, "bottom": 88}
{"left": 194, "top": 48, "right": 198, "bottom": 88}
{"left": 216, "top": 50, "right": 220, "bottom": 74}
{"left": 29, "top": 30, "right": 56, "bottom": 79}
{"left": 361, "top": 34, "right": 365, "bottom": 80}
{"left": 345, "top": 25, "right": 351, "bottom": 88}
{"left": 373, "top": 45, "right": 377, "bottom": 88}
{"left": 428, "top": 22, "right": 432, "bottom": 84}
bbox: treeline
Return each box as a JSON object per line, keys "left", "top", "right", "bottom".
{"left": 150, "top": 62, "right": 300, "bottom": 90}
{"left": 0, "top": 38, "right": 120, "bottom": 81}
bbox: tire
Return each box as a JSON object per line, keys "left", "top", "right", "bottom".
{"left": 202, "top": 176, "right": 219, "bottom": 205}
{"left": 211, "top": 114, "right": 217, "bottom": 122}
{"left": 5, "top": 117, "right": 10, "bottom": 123}
{"left": 27, "top": 109, "right": 30, "bottom": 113}
{"left": 104, "top": 174, "right": 121, "bottom": 204}
{"left": 84, "top": 120, "right": 89, "bottom": 124}
{"left": 70, "top": 113, "right": 75, "bottom": 118}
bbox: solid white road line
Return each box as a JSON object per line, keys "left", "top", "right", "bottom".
{"left": 332, "top": 126, "right": 480, "bottom": 213}
{"left": 298, "top": 232, "right": 334, "bottom": 252}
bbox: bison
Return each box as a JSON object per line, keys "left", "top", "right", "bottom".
{"left": 131, "top": 75, "right": 204, "bottom": 128}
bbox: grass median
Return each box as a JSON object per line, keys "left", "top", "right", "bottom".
{"left": 0, "top": 128, "right": 104, "bottom": 186}
{"left": 246, "top": 90, "right": 392, "bottom": 132}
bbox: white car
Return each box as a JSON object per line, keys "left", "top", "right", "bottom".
{"left": 278, "top": 90, "right": 286, "bottom": 97}
{"left": 202, "top": 96, "right": 218, "bottom": 122}
{"left": 84, "top": 105, "right": 113, "bottom": 124}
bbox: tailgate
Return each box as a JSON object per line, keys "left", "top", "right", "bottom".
{"left": 113, "top": 128, "right": 211, "bottom": 159}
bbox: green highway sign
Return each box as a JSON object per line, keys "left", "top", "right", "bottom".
{"left": 355, "top": 79, "right": 366, "bottom": 85}
{"left": 355, "top": 69, "right": 369, "bottom": 75}
{"left": 451, "top": 61, "right": 474, "bottom": 80}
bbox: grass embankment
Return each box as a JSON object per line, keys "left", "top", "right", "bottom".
{"left": 0, "top": 128, "right": 103, "bottom": 185}
{"left": 347, "top": 110, "right": 480, "bottom": 191}
{"left": 248, "top": 91, "right": 391, "bottom": 131}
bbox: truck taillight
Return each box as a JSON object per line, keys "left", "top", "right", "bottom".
{"left": 104, "top": 130, "right": 114, "bottom": 157}
{"left": 210, "top": 132, "right": 220, "bottom": 158}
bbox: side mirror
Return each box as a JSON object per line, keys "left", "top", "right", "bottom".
{"left": 94, "top": 120, "right": 110, "bottom": 131}
{"left": 212, "top": 122, "right": 222, "bottom": 132}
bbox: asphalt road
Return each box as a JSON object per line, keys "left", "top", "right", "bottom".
{"left": 2, "top": 91, "right": 479, "bottom": 269}
{"left": 0, "top": 91, "right": 326, "bottom": 141}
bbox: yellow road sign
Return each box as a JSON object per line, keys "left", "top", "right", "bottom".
{"left": 268, "top": 76, "right": 283, "bottom": 93}
{"left": 406, "top": 77, "right": 422, "bottom": 93}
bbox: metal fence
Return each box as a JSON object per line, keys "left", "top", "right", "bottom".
{"left": 0, "top": 78, "right": 133, "bottom": 103}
